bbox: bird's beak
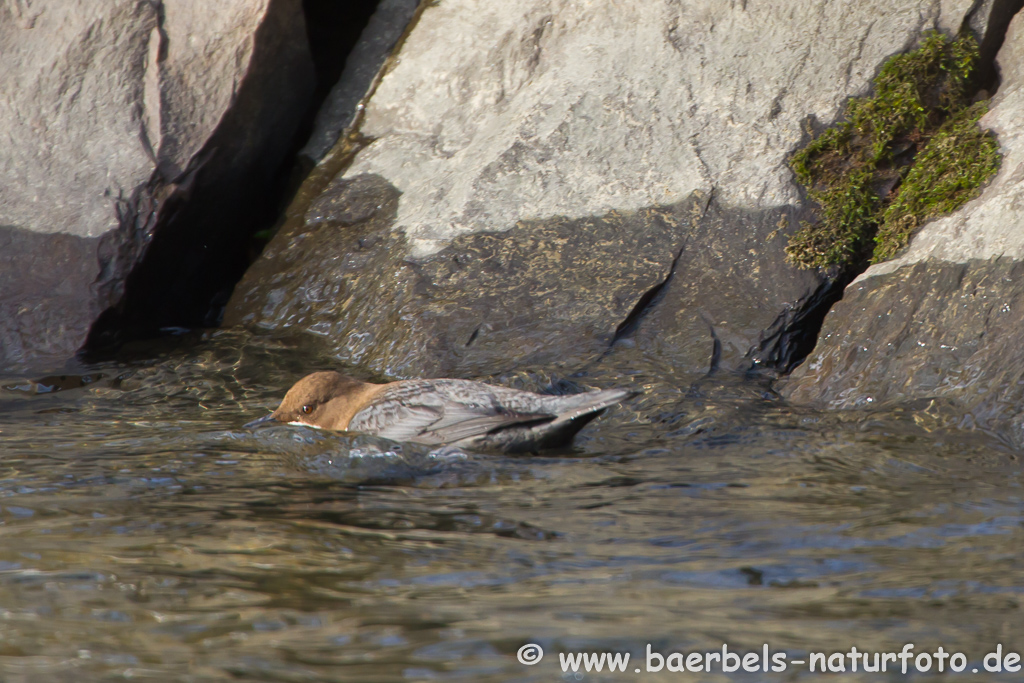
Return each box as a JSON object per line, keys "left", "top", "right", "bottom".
{"left": 244, "top": 413, "right": 278, "bottom": 429}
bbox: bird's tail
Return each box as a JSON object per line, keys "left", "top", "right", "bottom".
{"left": 548, "top": 388, "right": 635, "bottom": 425}
{"left": 467, "top": 387, "right": 637, "bottom": 453}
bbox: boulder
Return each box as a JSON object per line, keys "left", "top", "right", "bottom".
{"left": 782, "top": 10, "right": 1024, "bottom": 445}
{"left": 0, "top": 0, "right": 313, "bottom": 371}
{"left": 227, "top": 0, "right": 985, "bottom": 380}
{"left": 300, "top": 0, "right": 420, "bottom": 165}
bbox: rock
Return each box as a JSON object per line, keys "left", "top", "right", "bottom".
{"left": 227, "top": 0, "right": 986, "bottom": 380}
{"left": 300, "top": 0, "right": 420, "bottom": 164}
{"left": 0, "top": 0, "right": 314, "bottom": 371}
{"left": 628, "top": 201, "right": 825, "bottom": 376}
{"left": 229, "top": 173, "right": 708, "bottom": 378}
{"left": 968, "top": 0, "right": 1024, "bottom": 87}
{"left": 782, "top": 10, "right": 1024, "bottom": 445}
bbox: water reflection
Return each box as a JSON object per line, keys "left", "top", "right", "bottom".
{"left": 0, "top": 330, "right": 1022, "bottom": 681}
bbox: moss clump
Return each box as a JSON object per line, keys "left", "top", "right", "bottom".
{"left": 873, "top": 101, "right": 1001, "bottom": 261}
{"left": 786, "top": 32, "right": 1001, "bottom": 270}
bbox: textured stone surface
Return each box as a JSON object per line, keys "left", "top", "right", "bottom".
{"left": 0, "top": 227, "right": 99, "bottom": 364}
{"left": 627, "top": 200, "right": 824, "bottom": 375}
{"left": 339, "top": 0, "right": 973, "bottom": 258}
{"left": 229, "top": 174, "right": 704, "bottom": 378}
{"left": 782, "top": 259, "right": 1024, "bottom": 444}
{"left": 300, "top": 0, "right": 419, "bottom": 163}
{"left": 0, "top": 0, "right": 313, "bottom": 370}
{"left": 782, "top": 11, "right": 1024, "bottom": 444}
{"left": 228, "top": 0, "right": 987, "bottom": 380}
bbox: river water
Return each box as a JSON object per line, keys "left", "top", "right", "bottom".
{"left": 1, "top": 329, "right": 1022, "bottom": 681}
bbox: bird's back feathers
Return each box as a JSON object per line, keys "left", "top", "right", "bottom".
{"left": 349, "top": 380, "right": 631, "bottom": 452}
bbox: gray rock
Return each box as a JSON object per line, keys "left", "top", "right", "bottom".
{"left": 228, "top": 173, "right": 703, "bottom": 378}
{"left": 0, "top": 226, "right": 99, "bottom": 365}
{"left": 966, "top": 0, "right": 1024, "bottom": 87}
{"left": 626, "top": 201, "right": 824, "bottom": 375}
{"left": 0, "top": 0, "right": 313, "bottom": 370}
{"left": 781, "top": 11, "right": 1024, "bottom": 444}
{"left": 300, "top": 0, "right": 420, "bottom": 164}
{"left": 227, "top": 0, "right": 985, "bottom": 380}
{"left": 333, "top": 0, "right": 975, "bottom": 258}
{"left": 782, "top": 259, "right": 1024, "bottom": 444}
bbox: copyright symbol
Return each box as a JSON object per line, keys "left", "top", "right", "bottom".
{"left": 517, "top": 643, "right": 544, "bottom": 665}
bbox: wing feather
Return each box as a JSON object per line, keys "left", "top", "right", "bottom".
{"left": 348, "top": 380, "right": 556, "bottom": 444}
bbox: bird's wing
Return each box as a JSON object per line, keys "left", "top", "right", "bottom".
{"left": 348, "top": 395, "right": 445, "bottom": 442}
{"left": 414, "top": 406, "right": 555, "bottom": 445}
{"left": 348, "top": 380, "right": 555, "bottom": 445}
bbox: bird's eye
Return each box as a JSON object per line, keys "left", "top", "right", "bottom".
{"left": 301, "top": 405, "right": 313, "bottom": 415}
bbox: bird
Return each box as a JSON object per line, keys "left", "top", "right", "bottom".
{"left": 246, "top": 371, "right": 634, "bottom": 452}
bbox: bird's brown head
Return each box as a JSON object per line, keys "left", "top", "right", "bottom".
{"left": 270, "top": 371, "right": 374, "bottom": 430}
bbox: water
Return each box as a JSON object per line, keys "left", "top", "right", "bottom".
{"left": 1, "top": 330, "right": 1023, "bottom": 681}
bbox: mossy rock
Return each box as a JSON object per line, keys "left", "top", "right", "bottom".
{"left": 786, "top": 32, "right": 1001, "bottom": 270}
{"left": 873, "top": 102, "right": 1001, "bottom": 261}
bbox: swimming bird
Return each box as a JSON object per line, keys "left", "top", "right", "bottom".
{"left": 246, "top": 371, "right": 633, "bottom": 452}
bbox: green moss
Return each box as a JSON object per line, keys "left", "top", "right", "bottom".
{"left": 786, "top": 32, "right": 1000, "bottom": 270}
{"left": 786, "top": 167, "right": 878, "bottom": 269}
{"left": 873, "top": 102, "right": 1000, "bottom": 261}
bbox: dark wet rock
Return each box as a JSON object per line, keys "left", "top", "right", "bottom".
{"left": 0, "top": 227, "right": 101, "bottom": 368}
{"left": 228, "top": 174, "right": 702, "bottom": 378}
{"left": 624, "top": 201, "right": 824, "bottom": 376}
{"left": 781, "top": 259, "right": 1024, "bottom": 445}
{"left": 305, "top": 174, "right": 391, "bottom": 227}
{"left": 0, "top": 0, "right": 314, "bottom": 370}
{"left": 226, "top": 176, "right": 848, "bottom": 381}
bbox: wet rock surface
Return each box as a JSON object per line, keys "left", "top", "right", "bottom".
{"left": 0, "top": 227, "right": 101, "bottom": 367}
{"left": 228, "top": 174, "right": 702, "bottom": 378}
{"left": 0, "top": 0, "right": 314, "bottom": 369}
{"left": 624, "top": 201, "right": 824, "bottom": 376}
{"left": 783, "top": 258, "right": 1024, "bottom": 444}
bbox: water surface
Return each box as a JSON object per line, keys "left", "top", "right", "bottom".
{"left": 1, "top": 330, "right": 1022, "bottom": 681}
